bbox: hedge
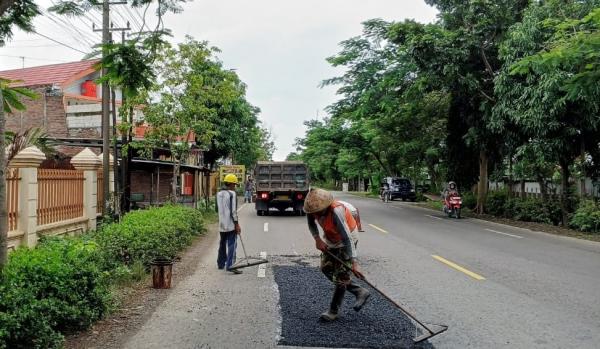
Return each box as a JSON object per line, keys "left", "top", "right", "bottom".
{"left": 569, "top": 200, "right": 600, "bottom": 233}
{"left": 0, "top": 205, "right": 205, "bottom": 349}
{"left": 482, "top": 190, "right": 568, "bottom": 226}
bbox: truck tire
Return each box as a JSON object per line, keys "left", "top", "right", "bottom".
{"left": 257, "top": 210, "right": 263, "bottom": 216}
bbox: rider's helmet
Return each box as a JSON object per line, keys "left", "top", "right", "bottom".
{"left": 448, "top": 181, "right": 457, "bottom": 190}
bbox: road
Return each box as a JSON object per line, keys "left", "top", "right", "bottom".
{"left": 124, "top": 192, "right": 600, "bottom": 349}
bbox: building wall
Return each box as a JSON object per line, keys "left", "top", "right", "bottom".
{"left": 64, "top": 71, "right": 122, "bottom": 101}
{"left": 130, "top": 169, "right": 174, "bottom": 203}
{"left": 6, "top": 85, "right": 68, "bottom": 137}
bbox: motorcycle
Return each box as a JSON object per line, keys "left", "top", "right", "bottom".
{"left": 380, "top": 188, "right": 391, "bottom": 203}
{"left": 443, "top": 193, "right": 462, "bottom": 219}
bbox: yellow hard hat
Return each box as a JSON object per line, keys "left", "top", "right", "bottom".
{"left": 223, "top": 174, "right": 239, "bottom": 184}
{"left": 304, "top": 188, "right": 334, "bottom": 214}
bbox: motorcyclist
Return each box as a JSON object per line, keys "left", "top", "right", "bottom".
{"left": 442, "top": 181, "right": 459, "bottom": 206}
{"left": 380, "top": 179, "right": 390, "bottom": 201}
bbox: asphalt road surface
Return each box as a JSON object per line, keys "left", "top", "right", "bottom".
{"left": 124, "top": 192, "right": 600, "bottom": 349}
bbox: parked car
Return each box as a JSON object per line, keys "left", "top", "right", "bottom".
{"left": 381, "top": 177, "right": 417, "bottom": 201}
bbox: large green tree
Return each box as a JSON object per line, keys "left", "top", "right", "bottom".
{"left": 389, "top": 0, "right": 530, "bottom": 213}
{"left": 493, "top": 0, "right": 600, "bottom": 224}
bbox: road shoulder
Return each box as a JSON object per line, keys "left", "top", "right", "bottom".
{"left": 65, "top": 223, "right": 220, "bottom": 349}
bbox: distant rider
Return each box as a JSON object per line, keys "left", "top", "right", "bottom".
{"left": 442, "top": 181, "right": 459, "bottom": 205}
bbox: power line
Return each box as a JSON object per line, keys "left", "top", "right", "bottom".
{"left": 0, "top": 54, "right": 70, "bottom": 63}
{"left": 31, "top": 31, "right": 89, "bottom": 54}
{"left": 40, "top": 11, "right": 94, "bottom": 49}
{"left": 2, "top": 43, "right": 61, "bottom": 48}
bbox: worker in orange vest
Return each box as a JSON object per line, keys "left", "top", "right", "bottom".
{"left": 304, "top": 188, "right": 370, "bottom": 322}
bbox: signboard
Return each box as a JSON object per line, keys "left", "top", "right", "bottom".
{"left": 219, "top": 165, "right": 246, "bottom": 185}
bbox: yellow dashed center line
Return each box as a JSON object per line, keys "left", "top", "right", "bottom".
{"left": 432, "top": 255, "right": 486, "bottom": 281}
{"left": 368, "top": 223, "right": 388, "bottom": 234}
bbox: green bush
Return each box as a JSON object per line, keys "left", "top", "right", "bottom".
{"left": 93, "top": 204, "right": 205, "bottom": 268}
{"left": 569, "top": 200, "right": 600, "bottom": 233}
{"left": 0, "top": 205, "right": 206, "bottom": 349}
{"left": 486, "top": 190, "right": 509, "bottom": 216}
{"left": 461, "top": 191, "right": 477, "bottom": 210}
{"left": 505, "top": 198, "right": 561, "bottom": 225}
{"left": 0, "top": 238, "right": 111, "bottom": 349}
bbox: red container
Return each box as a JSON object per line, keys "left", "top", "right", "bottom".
{"left": 81, "top": 80, "right": 97, "bottom": 97}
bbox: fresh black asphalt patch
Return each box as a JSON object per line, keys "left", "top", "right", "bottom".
{"left": 274, "top": 264, "right": 435, "bottom": 349}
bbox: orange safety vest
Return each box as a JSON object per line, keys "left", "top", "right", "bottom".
{"left": 317, "top": 201, "right": 357, "bottom": 244}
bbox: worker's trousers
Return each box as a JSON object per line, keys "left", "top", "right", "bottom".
{"left": 217, "top": 231, "right": 237, "bottom": 270}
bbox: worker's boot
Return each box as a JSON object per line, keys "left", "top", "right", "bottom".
{"left": 320, "top": 286, "right": 346, "bottom": 322}
{"left": 347, "top": 283, "right": 370, "bottom": 312}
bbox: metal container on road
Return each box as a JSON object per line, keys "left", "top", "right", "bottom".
{"left": 150, "top": 257, "right": 173, "bottom": 289}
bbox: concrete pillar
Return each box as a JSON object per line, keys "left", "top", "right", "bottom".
{"left": 9, "top": 146, "right": 46, "bottom": 247}
{"left": 97, "top": 152, "right": 115, "bottom": 194}
{"left": 72, "top": 148, "right": 102, "bottom": 230}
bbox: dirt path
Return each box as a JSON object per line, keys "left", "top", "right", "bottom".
{"left": 65, "top": 223, "right": 219, "bottom": 349}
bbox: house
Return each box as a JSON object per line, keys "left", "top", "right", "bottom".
{"left": 0, "top": 60, "right": 215, "bottom": 207}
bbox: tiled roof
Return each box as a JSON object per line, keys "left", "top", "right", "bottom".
{"left": 0, "top": 59, "right": 100, "bottom": 87}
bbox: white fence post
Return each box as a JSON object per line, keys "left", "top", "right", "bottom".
{"left": 72, "top": 148, "right": 102, "bottom": 230}
{"left": 10, "top": 146, "right": 46, "bottom": 247}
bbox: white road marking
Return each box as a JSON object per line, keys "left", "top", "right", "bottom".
{"left": 425, "top": 214, "right": 443, "bottom": 221}
{"left": 264, "top": 222, "right": 269, "bottom": 232}
{"left": 237, "top": 203, "right": 246, "bottom": 213}
{"left": 485, "top": 228, "right": 524, "bottom": 239}
{"left": 257, "top": 251, "right": 267, "bottom": 278}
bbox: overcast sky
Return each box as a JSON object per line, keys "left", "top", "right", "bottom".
{"left": 0, "top": 0, "right": 438, "bottom": 160}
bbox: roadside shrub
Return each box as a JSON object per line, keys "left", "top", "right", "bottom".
{"left": 0, "top": 205, "right": 207, "bottom": 349}
{"left": 569, "top": 200, "right": 600, "bottom": 233}
{"left": 486, "top": 190, "right": 509, "bottom": 216}
{"left": 0, "top": 238, "right": 111, "bottom": 349}
{"left": 461, "top": 191, "right": 476, "bottom": 210}
{"left": 93, "top": 204, "right": 205, "bottom": 268}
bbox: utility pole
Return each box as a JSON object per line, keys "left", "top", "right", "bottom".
{"left": 94, "top": 1, "right": 128, "bottom": 216}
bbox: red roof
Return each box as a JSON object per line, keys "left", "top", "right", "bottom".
{"left": 0, "top": 59, "right": 100, "bottom": 87}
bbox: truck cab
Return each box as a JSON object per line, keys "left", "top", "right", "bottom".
{"left": 254, "top": 161, "right": 309, "bottom": 216}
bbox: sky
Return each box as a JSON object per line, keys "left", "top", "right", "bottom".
{"left": 0, "top": 0, "right": 438, "bottom": 160}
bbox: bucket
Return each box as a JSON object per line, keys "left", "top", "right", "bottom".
{"left": 150, "top": 257, "right": 173, "bottom": 289}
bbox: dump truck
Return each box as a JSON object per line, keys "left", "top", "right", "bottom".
{"left": 254, "top": 161, "right": 309, "bottom": 216}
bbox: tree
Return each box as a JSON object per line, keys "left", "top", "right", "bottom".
{"left": 0, "top": 0, "right": 39, "bottom": 45}
{"left": 0, "top": 78, "right": 37, "bottom": 269}
{"left": 493, "top": 0, "right": 600, "bottom": 224}
{"left": 145, "top": 37, "right": 265, "bottom": 198}
{"left": 319, "top": 19, "right": 449, "bottom": 189}
{"left": 286, "top": 152, "right": 302, "bottom": 161}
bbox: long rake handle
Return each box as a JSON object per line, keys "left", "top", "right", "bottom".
{"left": 238, "top": 234, "right": 250, "bottom": 265}
{"left": 324, "top": 250, "right": 435, "bottom": 336}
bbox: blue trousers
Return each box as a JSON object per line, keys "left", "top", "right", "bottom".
{"left": 218, "top": 231, "right": 237, "bottom": 270}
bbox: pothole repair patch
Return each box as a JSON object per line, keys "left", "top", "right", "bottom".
{"left": 273, "top": 263, "right": 433, "bottom": 349}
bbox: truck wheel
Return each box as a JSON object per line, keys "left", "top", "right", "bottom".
{"left": 257, "top": 210, "right": 263, "bottom": 216}
{"left": 456, "top": 208, "right": 461, "bottom": 219}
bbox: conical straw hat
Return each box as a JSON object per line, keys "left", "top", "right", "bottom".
{"left": 304, "top": 188, "right": 334, "bottom": 214}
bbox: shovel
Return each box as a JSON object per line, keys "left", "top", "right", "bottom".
{"left": 228, "top": 234, "right": 269, "bottom": 271}
{"left": 325, "top": 250, "right": 448, "bottom": 344}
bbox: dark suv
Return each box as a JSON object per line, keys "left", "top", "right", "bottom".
{"left": 381, "top": 177, "right": 417, "bottom": 201}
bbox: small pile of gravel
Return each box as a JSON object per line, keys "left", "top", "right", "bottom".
{"left": 274, "top": 265, "right": 432, "bottom": 349}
